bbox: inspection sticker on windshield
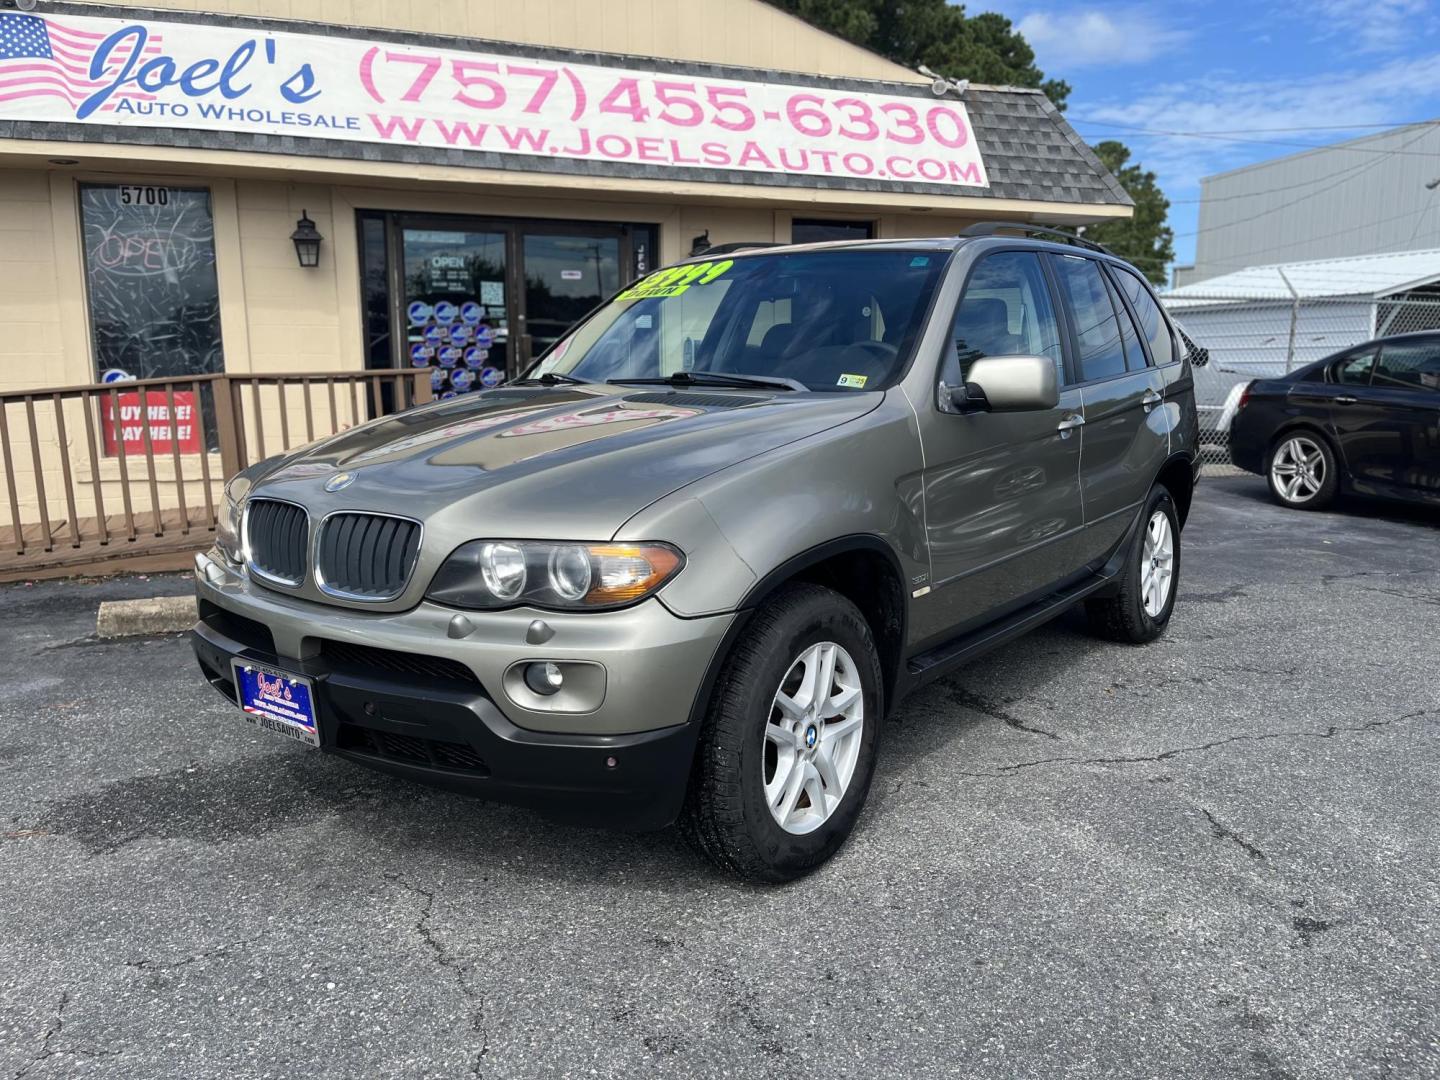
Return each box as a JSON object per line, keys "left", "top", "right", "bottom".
{"left": 232, "top": 661, "right": 319, "bottom": 749}
{"left": 616, "top": 259, "right": 734, "bottom": 301}
{"left": 837, "top": 373, "right": 869, "bottom": 389}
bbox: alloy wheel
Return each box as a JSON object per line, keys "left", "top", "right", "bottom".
{"left": 763, "top": 641, "right": 865, "bottom": 835}
{"left": 1271, "top": 436, "right": 1326, "bottom": 504}
{"left": 1140, "top": 510, "right": 1175, "bottom": 618}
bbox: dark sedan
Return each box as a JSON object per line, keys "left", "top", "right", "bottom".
{"left": 1229, "top": 331, "right": 1440, "bottom": 510}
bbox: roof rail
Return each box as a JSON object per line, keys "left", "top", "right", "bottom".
{"left": 693, "top": 241, "right": 785, "bottom": 257}
{"left": 959, "top": 221, "right": 1112, "bottom": 255}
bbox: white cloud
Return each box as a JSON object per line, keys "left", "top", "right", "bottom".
{"left": 1073, "top": 50, "right": 1440, "bottom": 203}
{"left": 1017, "top": 8, "right": 1188, "bottom": 67}
{"left": 1311, "top": 0, "right": 1435, "bottom": 52}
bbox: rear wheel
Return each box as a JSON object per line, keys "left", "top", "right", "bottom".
{"left": 1085, "top": 485, "right": 1180, "bottom": 644}
{"left": 680, "top": 583, "right": 882, "bottom": 883}
{"left": 1268, "top": 432, "right": 1337, "bottom": 510}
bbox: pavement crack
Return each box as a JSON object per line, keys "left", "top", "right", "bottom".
{"left": 1320, "top": 568, "right": 1432, "bottom": 587}
{"left": 1359, "top": 585, "right": 1440, "bottom": 608}
{"left": 12, "top": 990, "right": 117, "bottom": 1080}
{"left": 947, "top": 686, "right": 1060, "bottom": 741}
{"left": 1199, "top": 808, "right": 1265, "bottom": 860}
{"left": 125, "top": 936, "right": 261, "bottom": 972}
{"left": 982, "top": 709, "right": 1430, "bottom": 777}
{"left": 13, "top": 991, "right": 67, "bottom": 1080}
{"left": 383, "top": 871, "right": 490, "bottom": 1077}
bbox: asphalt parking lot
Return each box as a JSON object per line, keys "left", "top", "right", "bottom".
{"left": 1, "top": 475, "right": 1436, "bottom": 1079}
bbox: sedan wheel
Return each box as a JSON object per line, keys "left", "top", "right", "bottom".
{"left": 1268, "top": 433, "right": 1338, "bottom": 510}
{"left": 1270, "top": 435, "right": 1326, "bottom": 503}
{"left": 763, "top": 641, "right": 865, "bottom": 835}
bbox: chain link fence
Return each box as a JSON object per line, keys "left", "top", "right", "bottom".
{"left": 1163, "top": 291, "right": 1440, "bottom": 475}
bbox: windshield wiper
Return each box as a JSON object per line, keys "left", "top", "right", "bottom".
{"left": 608, "top": 371, "right": 805, "bottom": 392}
{"left": 510, "top": 372, "right": 595, "bottom": 386}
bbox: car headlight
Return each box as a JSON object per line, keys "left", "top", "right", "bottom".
{"left": 216, "top": 474, "right": 252, "bottom": 564}
{"left": 427, "top": 540, "right": 684, "bottom": 611}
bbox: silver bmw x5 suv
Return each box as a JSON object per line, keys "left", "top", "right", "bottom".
{"left": 193, "top": 227, "right": 1200, "bottom": 882}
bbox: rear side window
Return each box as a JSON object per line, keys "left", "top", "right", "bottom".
{"left": 1375, "top": 340, "right": 1440, "bottom": 393}
{"left": 945, "top": 251, "right": 1063, "bottom": 384}
{"left": 1332, "top": 350, "right": 1375, "bottom": 385}
{"left": 1112, "top": 265, "right": 1175, "bottom": 367}
{"left": 1051, "top": 255, "right": 1127, "bottom": 382}
{"left": 1102, "top": 271, "right": 1149, "bottom": 371}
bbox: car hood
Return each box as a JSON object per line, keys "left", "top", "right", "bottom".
{"left": 248, "top": 384, "right": 880, "bottom": 540}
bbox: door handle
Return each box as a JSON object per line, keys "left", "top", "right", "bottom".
{"left": 1335, "top": 395, "right": 1358, "bottom": 405}
{"left": 1057, "top": 413, "right": 1086, "bottom": 434}
{"left": 1142, "top": 388, "right": 1163, "bottom": 413}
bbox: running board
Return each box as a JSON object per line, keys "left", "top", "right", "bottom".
{"left": 905, "top": 572, "right": 1114, "bottom": 685}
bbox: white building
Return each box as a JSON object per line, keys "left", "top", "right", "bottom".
{"left": 1174, "top": 122, "right": 1440, "bottom": 287}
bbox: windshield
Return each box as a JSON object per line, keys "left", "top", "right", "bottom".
{"left": 529, "top": 249, "right": 948, "bottom": 392}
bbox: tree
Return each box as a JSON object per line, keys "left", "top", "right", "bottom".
{"left": 768, "top": 0, "right": 1068, "bottom": 108}
{"left": 1082, "top": 142, "right": 1174, "bottom": 285}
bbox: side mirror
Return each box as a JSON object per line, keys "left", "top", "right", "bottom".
{"left": 948, "top": 354, "right": 1058, "bottom": 413}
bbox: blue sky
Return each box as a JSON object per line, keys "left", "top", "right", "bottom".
{"left": 979, "top": 0, "right": 1440, "bottom": 269}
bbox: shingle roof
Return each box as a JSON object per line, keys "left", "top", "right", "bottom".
{"left": 1165, "top": 248, "right": 1440, "bottom": 303}
{"left": 1, "top": 2, "right": 1130, "bottom": 209}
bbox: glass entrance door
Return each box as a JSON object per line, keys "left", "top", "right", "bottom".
{"left": 399, "top": 226, "right": 510, "bottom": 397}
{"left": 362, "top": 215, "right": 644, "bottom": 397}
{"left": 520, "top": 232, "right": 623, "bottom": 364}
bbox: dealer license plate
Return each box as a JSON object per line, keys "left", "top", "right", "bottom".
{"left": 232, "top": 661, "right": 319, "bottom": 749}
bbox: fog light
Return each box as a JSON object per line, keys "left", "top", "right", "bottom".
{"left": 524, "top": 661, "right": 564, "bottom": 696}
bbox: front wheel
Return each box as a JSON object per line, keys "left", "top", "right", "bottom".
{"left": 680, "top": 583, "right": 883, "bottom": 884}
{"left": 1085, "top": 485, "right": 1181, "bottom": 644}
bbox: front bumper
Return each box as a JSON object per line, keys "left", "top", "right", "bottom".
{"left": 192, "top": 549, "right": 734, "bottom": 830}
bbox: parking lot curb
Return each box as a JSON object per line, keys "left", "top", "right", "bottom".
{"left": 96, "top": 595, "right": 197, "bottom": 638}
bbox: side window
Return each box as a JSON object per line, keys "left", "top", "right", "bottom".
{"left": 1331, "top": 350, "right": 1376, "bottom": 385}
{"left": 944, "top": 251, "right": 1062, "bottom": 385}
{"left": 1112, "top": 265, "right": 1175, "bottom": 367}
{"left": 1374, "top": 341, "right": 1440, "bottom": 393}
{"left": 1102, "top": 270, "right": 1149, "bottom": 371}
{"left": 1051, "top": 255, "right": 1126, "bottom": 382}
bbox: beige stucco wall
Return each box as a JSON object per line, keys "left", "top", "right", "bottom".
{"left": 0, "top": 171, "right": 66, "bottom": 393}
{"left": 72, "top": 0, "right": 921, "bottom": 84}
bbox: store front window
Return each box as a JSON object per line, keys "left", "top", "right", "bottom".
{"left": 79, "top": 184, "right": 223, "bottom": 383}
{"left": 791, "top": 218, "right": 875, "bottom": 245}
{"left": 358, "top": 212, "right": 655, "bottom": 398}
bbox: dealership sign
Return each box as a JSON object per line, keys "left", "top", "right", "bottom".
{"left": 0, "top": 11, "right": 988, "bottom": 188}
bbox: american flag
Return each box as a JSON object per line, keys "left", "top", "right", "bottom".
{"left": 0, "top": 13, "right": 162, "bottom": 112}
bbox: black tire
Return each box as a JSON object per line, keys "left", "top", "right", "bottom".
{"left": 679, "top": 583, "right": 884, "bottom": 884}
{"left": 1266, "top": 430, "right": 1339, "bottom": 511}
{"left": 1085, "top": 485, "right": 1181, "bottom": 644}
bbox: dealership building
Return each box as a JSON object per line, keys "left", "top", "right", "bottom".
{"left": 0, "top": 0, "right": 1130, "bottom": 575}
{"left": 0, "top": 0, "right": 1134, "bottom": 391}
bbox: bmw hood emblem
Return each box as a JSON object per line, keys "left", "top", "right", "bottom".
{"left": 324, "top": 471, "right": 355, "bottom": 492}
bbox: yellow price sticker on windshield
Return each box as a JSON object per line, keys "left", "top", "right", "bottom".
{"left": 617, "top": 259, "right": 734, "bottom": 301}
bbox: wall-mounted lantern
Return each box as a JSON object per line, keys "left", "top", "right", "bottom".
{"left": 290, "top": 210, "right": 323, "bottom": 268}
